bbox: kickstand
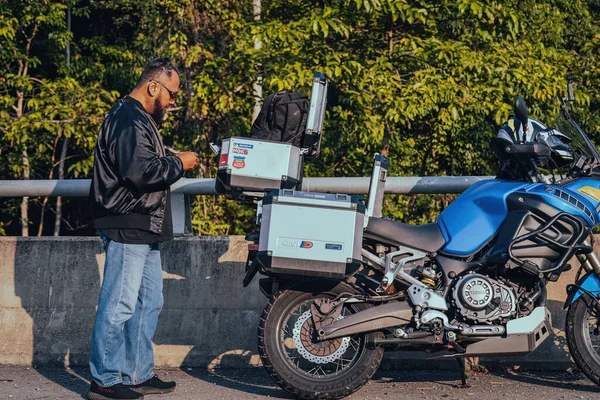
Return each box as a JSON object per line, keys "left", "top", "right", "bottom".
{"left": 456, "top": 358, "right": 471, "bottom": 388}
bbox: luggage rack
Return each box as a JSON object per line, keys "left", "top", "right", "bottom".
{"left": 507, "top": 212, "right": 589, "bottom": 277}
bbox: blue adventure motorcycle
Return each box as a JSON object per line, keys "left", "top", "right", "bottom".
{"left": 243, "top": 79, "right": 600, "bottom": 399}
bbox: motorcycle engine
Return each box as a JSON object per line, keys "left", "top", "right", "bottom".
{"left": 451, "top": 273, "right": 517, "bottom": 324}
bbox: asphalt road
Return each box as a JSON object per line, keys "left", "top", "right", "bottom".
{"left": 1, "top": 366, "right": 599, "bottom": 400}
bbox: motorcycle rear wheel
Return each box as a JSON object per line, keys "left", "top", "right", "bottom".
{"left": 566, "top": 295, "right": 600, "bottom": 384}
{"left": 258, "top": 281, "right": 384, "bottom": 399}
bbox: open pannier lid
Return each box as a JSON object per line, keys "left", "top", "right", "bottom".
{"left": 302, "top": 72, "right": 328, "bottom": 158}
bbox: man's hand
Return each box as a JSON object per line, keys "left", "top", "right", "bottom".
{"left": 177, "top": 151, "right": 200, "bottom": 171}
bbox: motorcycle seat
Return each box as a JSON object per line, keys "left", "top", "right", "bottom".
{"left": 364, "top": 217, "right": 446, "bottom": 253}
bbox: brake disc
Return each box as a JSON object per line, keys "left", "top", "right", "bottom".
{"left": 292, "top": 310, "right": 350, "bottom": 365}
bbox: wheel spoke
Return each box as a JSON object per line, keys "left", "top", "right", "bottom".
{"left": 335, "top": 356, "right": 342, "bottom": 373}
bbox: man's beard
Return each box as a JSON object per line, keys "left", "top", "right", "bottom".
{"left": 151, "top": 98, "right": 167, "bottom": 127}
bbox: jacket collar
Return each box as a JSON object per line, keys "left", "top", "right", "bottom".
{"left": 124, "top": 95, "right": 147, "bottom": 114}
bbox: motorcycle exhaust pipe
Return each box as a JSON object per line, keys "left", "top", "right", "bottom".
{"left": 318, "top": 301, "right": 413, "bottom": 341}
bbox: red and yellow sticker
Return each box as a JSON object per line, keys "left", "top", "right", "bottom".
{"left": 578, "top": 186, "right": 600, "bottom": 202}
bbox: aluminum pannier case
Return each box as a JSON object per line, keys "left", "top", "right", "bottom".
{"left": 216, "top": 137, "right": 303, "bottom": 197}
{"left": 256, "top": 190, "right": 365, "bottom": 278}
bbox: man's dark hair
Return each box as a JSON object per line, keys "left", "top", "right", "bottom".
{"left": 135, "top": 57, "right": 179, "bottom": 88}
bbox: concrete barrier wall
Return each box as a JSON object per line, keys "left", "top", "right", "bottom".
{"left": 0, "top": 237, "right": 585, "bottom": 370}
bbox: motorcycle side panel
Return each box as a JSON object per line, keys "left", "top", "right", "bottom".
{"left": 562, "top": 178, "right": 600, "bottom": 223}
{"left": 524, "top": 182, "right": 596, "bottom": 226}
{"left": 438, "top": 180, "right": 529, "bottom": 256}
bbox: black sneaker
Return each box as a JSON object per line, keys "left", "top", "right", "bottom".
{"left": 128, "top": 375, "right": 176, "bottom": 395}
{"left": 87, "top": 382, "right": 144, "bottom": 400}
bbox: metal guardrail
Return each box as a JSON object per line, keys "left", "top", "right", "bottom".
{"left": 0, "top": 176, "right": 495, "bottom": 235}
{"left": 0, "top": 176, "right": 494, "bottom": 197}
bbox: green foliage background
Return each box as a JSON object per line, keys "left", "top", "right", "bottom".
{"left": 2, "top": 0, "right": 600, "bottom": 236}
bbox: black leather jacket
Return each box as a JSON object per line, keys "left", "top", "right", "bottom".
{"left": 89, "top": 96, "right": 184, "bottom": 234}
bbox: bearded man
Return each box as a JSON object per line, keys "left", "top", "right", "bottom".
{"left": 87, "top": 57, "right": 199, "bottom": 400}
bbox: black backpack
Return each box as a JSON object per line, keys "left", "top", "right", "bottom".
{"left": 250, "top": 91, "right": 310, "bottom": 148}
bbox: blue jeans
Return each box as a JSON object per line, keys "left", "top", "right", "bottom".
{"left": 89, "top": 233, "right": 164, "bottom": 387}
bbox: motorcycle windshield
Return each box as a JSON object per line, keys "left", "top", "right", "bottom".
{"left": 555, "top": 110, "right": 600, "bottom": 171}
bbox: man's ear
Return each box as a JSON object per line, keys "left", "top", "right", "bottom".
{"left": 147, "top": 81, "right": 158, "bottom": 98}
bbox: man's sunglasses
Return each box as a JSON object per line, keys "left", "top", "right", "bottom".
{"left": 149, "top": 79, "right": 178, "bottom": 100}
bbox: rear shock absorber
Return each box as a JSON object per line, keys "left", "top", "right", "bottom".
{"left": 420, "top": 266, "right": 437, "bottom": 287}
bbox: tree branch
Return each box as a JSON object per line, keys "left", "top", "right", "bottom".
{"left": 51, "top": 154, "right": 81, "bottom": 168}
{"left": 40, "top": 119, "right": 76, "bottom": 124}
{"left": 46, "top": 203, "right": 91, "bottom": 231}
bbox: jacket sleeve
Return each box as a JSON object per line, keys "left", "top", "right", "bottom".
{"left": 113, "top": 116, "right": 184, "bottom": 194}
